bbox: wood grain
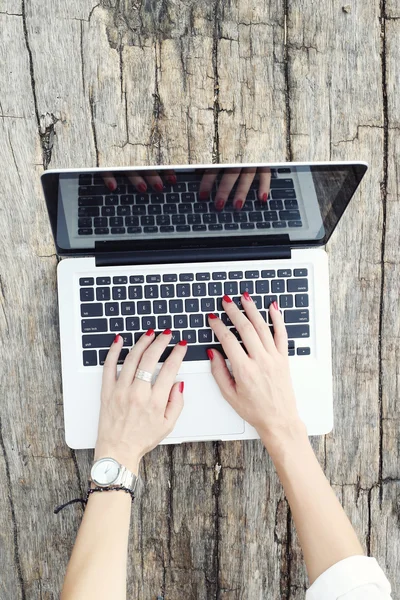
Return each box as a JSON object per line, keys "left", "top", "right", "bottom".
{"left": 0, "top": 1, "right": 399, "bottom": 598}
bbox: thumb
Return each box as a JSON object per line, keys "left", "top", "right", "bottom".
{"left": 164, "top": 380, "right": 185, "bottom": 426}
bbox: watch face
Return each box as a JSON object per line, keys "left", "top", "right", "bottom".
{"left": 91, "top": 458, "right": 120, "bottom": 486}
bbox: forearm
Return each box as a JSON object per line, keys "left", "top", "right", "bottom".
{"left": 61, "top": 491, "right": 132, "bottom": 600}
{"left": 262, "top": 423, "right": 364, "bottom": 585}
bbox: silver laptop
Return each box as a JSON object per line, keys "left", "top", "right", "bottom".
{"left": 41, "top": 161, "right": 367, "bottom": 449}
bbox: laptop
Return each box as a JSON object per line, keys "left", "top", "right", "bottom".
{"left": 41, "top": 161, "right": 367, "bottom": 449}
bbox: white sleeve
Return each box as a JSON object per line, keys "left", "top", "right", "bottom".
{"left": 306, "top": 556, "right": 392, "bottom": 600}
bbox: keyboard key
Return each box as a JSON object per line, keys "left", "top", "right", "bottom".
{"left": 82, "top": 333, "right": 132, "bottom": 348}
{"left": 232, "top": 296, "right": 243, "bottom": 310}
{"left": 179, "top": 273, "right": 194, "bottom": 282}
{"left": 79, "top": 174, "right": 92, "bottom": 185}
{"left": 272, "top": 221, "right": 287, "bottom": 228}
{"left": 97, "top": 277, "right": 111, "bottom": 285}
{"left": 297, "top": 347, "right": 311, "bottom": 355}
{"left": 176, "top": 225, "right": 191, "bottom": 232}
{"left": 295, "top": 294, "right": 309, "bottom": 308}
{"left": 129, "top": 286, "right": 143, "bottom": 300}
{"left": 269, "top": 200, "right": 283, "bottom": 211}
{"left": 224, "top": 281, "right": 238, "bottom": 295}
{"left": 294, "top": 269, "right": 308, "bottom": 277}
{"left": 285, "top": 325, "right": 309, "bottom": 338}
{"left": 221, "top": 313, "right": 233, "bottom": 326}
{"left": 194, "top": 202, "right": 209, "bottom": 213}
{"left": 161, "top": 285, "right": 174, "bottom": 298}
{"left": 256, "top": 280, "right": 269, "bottom": 294}
{"left": 240, "top": 223, "right": 255, "bottom": 230}
{"left": 166, "top": 193, "right": 180, "bottom": 203}
{"left": 105, "top": 195, "right": 119, "bottom": 206}
{"left": 141, "top": 216, "right": 155, "bottom": 226}
{"left": 145, "top": 285, "right": 159, "bottom": 299}
{"left": 127, "top": 226, "right": 142, "bottom": 234}
{"left": 137, "top": 301, "right": 151, "bottom": 314}
{"left": 142, "top": 316, "right": 156, "bottom": 330}
{"left": 208, "top": 282, "right": 222, "bottom": 296}
{"left": 144, "top": 226, "right": 158, "bottom": 233}
{"left": 233, "top": 212, "right": 247, "bottom": 223}
{"left": 126, "top": 317, "right": 140, "bottom": 330}
{"left": 81, "top": 319, "right": 107, "bottom": 333}
{"left": 163, "top": 274, "right": 177, "bottom": 282}
{"left": 105, "top": 302, "right": 119, "bottom": 316}
{"left": 158, "top": 315, "right": 172, "bottom": 330}
{"left": 80, "top": 288, "right": 94, "bottom": 302}
{"left": 256, "top": 222, "right": 271, "bottom": 229}
{"left": 284, "top": 309, "right": 309, "bottom": 323}
{"left": 182, "top": 344, "right": 227, "bottom": 361}
{"left": 196, "top": 273, "right": 210, "bottom": 281}
{"left": 271, "top": 279, "right": 285, "bottom": 294}
{"left": 176, "top": 284, "right": 190, "bottom": 297}
{"left": 112, "top": 287, "right": 127, "bottom": 300}
{"left": 271, "top": 189, "right": 296, "bottom": 199}
{"left": 79, "top": 207, "right": 99, "bottom": 217}
{"left": 94, "top": 227, "right": 110, "bottom": 235}
{"left": 253, "top": 296, "right": 262, "bottom": 309}
{"left": 212, "top": 272, "right": 227, "bottom": 280}
{"left": 264, "top": 295, "right": 278, "bottom": 308}
{"left": 240, "top": 281, "right": 254, "bottom": 294}
{"left": 249, "top": 212, "right": 263, "bottom": 222}
{"left": 110, "top": 318, "right": 124, "bottom": 331}
{"left": 182, "top": 330, "right": 196, "bottom": 344}
{"left": 278, "top": 269, "right": 292, "bottom": 278}
{"left": 287, "top": 279, "right": 308, "bottom": 293}
{"left": 279, "top": 295, "right": 293, "bottom": 309}
{"left": 129, "top": 276, "right": 144, "bottom": 284}
{"left": 203, "top": 213, "right": 217, "bottom": 224}
{"left": 160, "top": 226, "right": 174, "bottom": 233}
{"left": 198, "top": 329, "right": 213, "bottom": 343}
{"left": 164, "top": 204, "right": 177, "bottom": 214}
{"left": 185, "top": 299, "right": 199, "bottom": 312}
{"left": 192, "top": 283, "right": 207, "bottom": 296}
{"left": 83, "top": 350, "right": 97, "bottom": 366}
{"left": 229, "top": 271, "right": 243, "bottom": 280}
{"left": 208, "top": 224, "right": 223, "bottom": 231}
{"left": 80, "top": 277, "right": 94, "bottom": 286}
{"left": 110, "top": 217, "right": 124, "bottom": 227}
{"left": 217, "top": 213, "right": 233, "bottom": 223}
{"left": 121, "top": 302, "right": 135, "bottom": 314}
{"left": 147, "top": 275, "right": 161, "bottom": 283}
{"left": 270, "top": 178, "right": 294, "bottom": 189}
{"left": 78, "top": 219, "right": 93, "bottom": 228}
{"left": 169, "top": 299, "right": 183, "bottom": 313}
{"left": 78, "top": 196, "right": 103, "bottom": 207}
{"left": 224, "top": 223, "right": 239, "bottom": 230}
{"left": 193, "top": 224, "right": 207, "bottom": 232}
{"left": 96, "top": 287, "right": 110, "bottom": 301}
{"left": 174, "top": 315, "right": 188, "bottom": 328}
{"left": 288, "top": 348, "right": 295, "bottom": 356}
{"left": 285, "top": 199, "right": 299, "bottom": 209}
{"left": 190, "top": 314, "right": 204, "bottom": 328}
{"left": 150, "top": 193, "right": 165, "bottom": 204}
{"left": 125, "top": 217, "right": 140, "bottom": 227}
{"left": 245, "top": 271, "right": 259, "bottom": 279}
{"left": 170, "top": 330, "right": 181, "bottom": 344}
{"left": 153, "top": 300, "right": 168, "bottom": 314}
{"left": 149, "top": 205, "right": 162, "bottom": 215}
{"left": 261, "top": 270, "right": 275, "bottom": 278}
{"left": 201, "top": 298, "right": 215, "bottom": 312}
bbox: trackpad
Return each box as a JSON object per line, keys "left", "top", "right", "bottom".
{"left": 167, "top": 373, "right": 245, "bottom": 438}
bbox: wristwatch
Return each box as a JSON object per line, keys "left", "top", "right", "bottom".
{"left": 90, "top": 457, "right": 138, "bottom": 494}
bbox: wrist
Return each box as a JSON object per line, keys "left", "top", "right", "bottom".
{"left": 258, "top": 418, "right": 309, "bottom": 462}
{"left": 94, "top": 446, "right": 141, "bottom": 476}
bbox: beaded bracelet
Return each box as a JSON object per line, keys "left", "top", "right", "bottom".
{"left": 54, "top": 485, "right": 135, "bottom": 514}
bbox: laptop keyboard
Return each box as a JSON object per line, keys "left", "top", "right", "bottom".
{"left": 80, "top": 268, "right": 311, "bottom": 367}
{"left": 77, "top": 169, "right": 302, "bottom": 236}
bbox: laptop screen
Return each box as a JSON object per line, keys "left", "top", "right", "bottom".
{"left": 41, "top": 162, "right": 367, "bottom": 256}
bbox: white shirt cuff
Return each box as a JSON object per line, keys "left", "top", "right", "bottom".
{"left": 306, "top": 556, "right": 392, "bottom": 600}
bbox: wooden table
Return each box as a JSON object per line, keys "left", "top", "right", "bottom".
{"left": 1, "top": 1, "right": 399, "bottom": 598}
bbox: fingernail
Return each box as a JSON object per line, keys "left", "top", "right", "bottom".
{"left": 155, "top": 183, "right": 164, "bottom": 192}
{"left": 179, "top": 381, "right": 184, "bottom": 393}
{"left": 113, "top": 334, "right": 121, "bottom": 343}
{"left": 179, "top": 339, "right": 188, "bottom": 346}
{"left": 107, "top": 181, "right": 117, "bottom": 191}
{"left": 262, "top": 192, "right": 268, "bottom": 202}
{"left": 199, "top": 190, "right": 209, "bottom": 200}
{"left": 215, "top": 199, "right": 225, "bottom": 211}
{"left": 243, "top": 292, "right": 252, "bottom": 302}
{"left": 223, "top": 294, "right": 232, "bottom": 303}
{"left": 208, "top": 313, "right": 218, "bottom": 320}
{"left": 167, "top": 175, "right": 177, "bottom": 184}
{"left": 137, "top": 183, "right": 147, "bottom": 192}
{"left": 272, "top": 301, "right": 278, "bottom": 310}
{"left": 163, "top": 329, "right": 172, "bottom": 335}
{"left": 206, "top": 349, "right": 214, "bottom": 360}
{"left": 146, "top": 329, "right": 155, "bottom": 336}
{"left": 234, "top": 199, "right": 244, "bottom": 210}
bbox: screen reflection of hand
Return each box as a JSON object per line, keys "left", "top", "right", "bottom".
{"left": 101, "top": 170, "right": 177, "bottom": 193}
{"left": 198, "top": 167, "right": 271, "bottom": 211}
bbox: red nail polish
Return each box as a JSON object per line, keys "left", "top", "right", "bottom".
{"left": 206, "top": 349, "right": 214, "bottom": 360}
{"left": 163, "top": 329, "right": 172, "bottom": 335}
{"left": 199, "top": 190, "right": 209, "bottom": 200}
{"left": 215, "top": 199, "right": 225, "bottom": 211}
{"left": 262, "top": 192, "right": 268, "bottom": 202}
{"left": 137, "top": 183, "right": 147, "bottom": 192}
{"left": 167, "top": 175, "right": 177, "bottom": 184}
{"left": 179, "top": 381, "right": 184, "bottom": 393}
{"left": 235, "top": 199, "right": 244, "bottom": 210}
{"left": 113, "top": 334, "right": 121, "bottom": 343}
{"left": 223, "top": 294, "right": 232, "bottom": 303}
{"left": 179, "top": 339, "right": 188, "bottom": 346}
{"left": 146, "top": 329, "right": 155, "bottom": 336}
{"left": 243, "top": 291, "right": 252, "bottom": 302}
{"left": 208, "top": 313, "right": 218, "bottom": 320}
{"left": 107, "top": 181, "right": 117, "bottom": 191}
{"left": 272, "top": 301, "right": 278, "bottom": 310}
{"left": 155, "top": 183, "right": 164, "bottom": 192}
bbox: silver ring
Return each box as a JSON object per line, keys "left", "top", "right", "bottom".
{"left": 134, "top": 368, "right": 153, "bottom": 383}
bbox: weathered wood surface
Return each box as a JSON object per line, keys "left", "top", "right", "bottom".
{"left": 0, "top": 1, "right": 399, "bottom": 598}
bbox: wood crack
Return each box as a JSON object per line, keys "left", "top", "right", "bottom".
{"left": 212, "top": 0, "right": 220, "bottom": 163}
{"left": 283, "top": 0, "right": 292, "bottom": 161}
{"left": 211, "top": 441, "right": 221, "bottom": 599}
{"left": 0, "top": 416, "right": 27, "bottom": 600}
{"left": 89, "top": 88, "right": 100, "bottom": 167}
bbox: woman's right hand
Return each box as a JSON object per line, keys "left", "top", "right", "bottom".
{"left": 207, "top": 294, "right": 306, "bottom": 450}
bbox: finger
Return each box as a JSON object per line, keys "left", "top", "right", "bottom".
{"left": 257, "top": 167, "right": 271, "bottom": 203}
{"left": 232, "top": 167, "right": 257, "bottom": 210}
{"left": 116, "top": 329, "right": 156, "bottom": 388}
{"left": 143, "top": 170, "right": 164, "bottom": 192}
{"left": 134, "top": 329, "right": 174, "bottom": 386}
{"left": 207, "top": 347, "right": 236, "bottom": 399}
{"left": 198, "top": 169, "right": 219, "bottom": 200}
{"left": 101, "top": 333, "right": 124, "bottom": 398}
{"left": 164, "top": 380, "right": 184, "bottom": 428}
{"left": 214, "top": 168, "right": 241, "bottom": 211}
{"left": 125, "top": 171, "right": 148, "bottom": 193}
{"left": 102, "top": 171, "right": 117, "bottom": 191}
{"left": 207, "top": 313, "right": 247, "bottom": 364}
{"left": 164, "top": 169, "right": 177, "bottom": 185}
{"left": 221, "top": 295, "right": 265, "bottom": 358}
{"left": 152, "top": 340, "right": 188, "bottom": 397}
{"left": 241, "top": 291, "right": 276, "bottom": 353}
{"left": 269, "top": 300, "right": 289, "bottom": 356}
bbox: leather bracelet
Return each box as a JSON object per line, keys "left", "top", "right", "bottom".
{"left": 86, "top": 485, "right": 135, "bottom": 503}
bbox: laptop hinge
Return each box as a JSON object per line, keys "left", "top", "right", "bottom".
{"left": 95, "top": 245, "right": 292, "bottom": 267}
